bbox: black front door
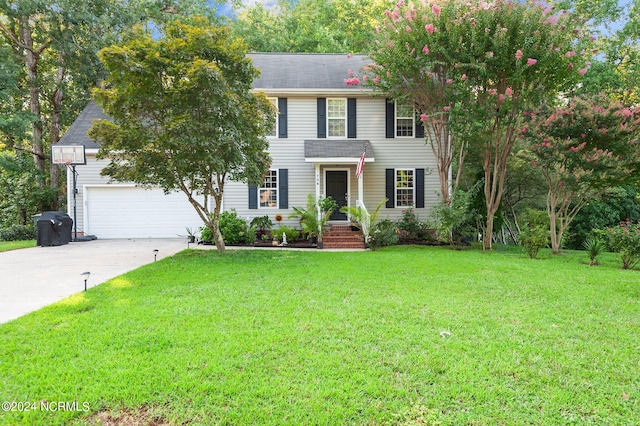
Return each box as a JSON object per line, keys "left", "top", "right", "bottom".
{"left": 326, "top": 170, "right": 348, "bottom": 221}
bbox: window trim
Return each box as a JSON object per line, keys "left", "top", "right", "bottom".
{"left": 327, "top": 97, "right": 347, "bottom": 138}
{"left": 395, "top": 101, "right": 415, "bottom": 138}
{"left": 395, "top": 168, "right": 415, "bottom": 208}
{"left": 259, "top": 169, "right": 279, "bottom": 209}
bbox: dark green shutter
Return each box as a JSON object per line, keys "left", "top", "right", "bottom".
{"left": 317, "top": 98, "right": 326, "bottom": 138}
{"left": 278, "top": 169, "right": 288, "bottom": 209}
{"left": 248, "top": 185, "right": 258, "bottom": 209}
{"left": 415, "top": 168, "right": 425, "bottom": 208}
{"left": 347, "top": 98, "right": 357, "bottom": 138}
{"left": 278, "top": 98, "right": 288, "bottom": 138}
{"left": 385, "top": 99, "right": 395, "bottom": 138}
{"left": 415, "top": 115, "right": 425, "bottom": 138}
{"left": 385, "top": 169, "right": 394, "bottom": 208}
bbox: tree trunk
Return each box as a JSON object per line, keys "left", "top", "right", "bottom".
{"left": 49, "top": 60, "right": 66, "bottom": 210}
{"left": 22, "top": 18, "right": 46, "bottom": 186}
{"left": 212, "top": 181, "right": 226, "bottom": 252}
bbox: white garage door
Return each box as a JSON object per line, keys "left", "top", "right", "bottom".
{"left": 85, "top": 186, "right": 205, "bottom": 238}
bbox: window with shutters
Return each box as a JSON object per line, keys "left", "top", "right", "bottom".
{"left": 327, "top": 98, "right": 347, "bottom": 137}
{"left": 395, "top": 101, "right": 414, "bottom": 137}
{"left": 259, "top": 170, "right": 278, "bottom": 208}
{"left": 396, "top": 169, "right": 415, "bottom": 207}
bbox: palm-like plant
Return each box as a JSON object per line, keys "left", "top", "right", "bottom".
{"left": 340, "top": 198, "right": 387, "bottom": 244}
{"left": 584, "top": 235, "right": 603, "bottom": 266}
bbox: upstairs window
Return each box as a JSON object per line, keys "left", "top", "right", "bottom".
{"left": 266, "top": 97, "right": 277, "bottom": 137}
{"left": 395, "top": 102, "right": 415, "bottom": 137}
{"left": 327, "top": 98, "right": 346, "bottom": 137}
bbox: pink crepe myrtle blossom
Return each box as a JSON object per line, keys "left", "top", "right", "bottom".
{"left": 498, "top": 94, "right": 505, "bottom": 102}
{"left": 565, "top": 51, "right": 576, "bottom": 57}
{"left": 406, "top": 25, "right": 412, "bottom": 33}
{"left": 420, "top": 113, "right": 427, "bottom": 122}
{"left": 348, "top": 69, "right": 354, "bottom": 76}
{"left": 344, "top": 77, "right": 360, "bottom": 86}
{"left": 505, "top": 87, "right": 513, "bottom": 96}
{"left": 446, "top": 79, "right": 453, "bottom": 84}
{"left": 373, "top": 76, "right": 380, "bottom": 83}
{"left": 443, "top": 106, "right": 451, "bottom": 111}
{"left": 515, "top": 49, "right": 523, "bottom": 60}
{"left": 527, "top": 58, "right": 537, "bottom": 66}
{"left": 362, "top": 75, "right": 368, "bottom": 82}
{"left": 425, "top": 23, "right": 435, "bottom": 34}
{"left": 578, "top": 68, "right": 588, "bottom": 75}
{"left": 432, "top": 4, "right": 441, "bottom": 17}
{"left": 422, "top": 44, "right": 430, "bottom": 55}
{"left": 461, "top": 74, "right": 467, "bottom": 81}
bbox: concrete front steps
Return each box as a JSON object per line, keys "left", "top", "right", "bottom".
{"left": 322, "top": 224, "right": 365, "bottom": 249}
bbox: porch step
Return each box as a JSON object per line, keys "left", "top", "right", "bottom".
{"left": 322, "top": 225, "right": 365, "bottom": 249}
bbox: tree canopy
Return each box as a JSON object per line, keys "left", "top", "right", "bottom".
{"left": 89, "top": 18, "right": 274, "bottom": 251}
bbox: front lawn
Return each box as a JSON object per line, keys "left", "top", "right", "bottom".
{"left": 0, "top": 246, "right": 638, "bottom": 425}
{"left": 0, "top": 240, "right": 35, "bottom": 252}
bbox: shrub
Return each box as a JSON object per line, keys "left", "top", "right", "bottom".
{"left": 519, "top": 209, "right": 549, "bottom": 259}
{"left": 598, "top": 220, "right": 640, "bottom": 270}
{"left": 219, "top": 210, "right": 255, "bottom": 245}
{"left": 431, "top": 185, "right": 482, "bottom": 245}
{"left": 369, "top": 219, "right": 399, "bottom": 250}
{"left": 397, "top": 208, "right": 431, "bottom": 241}
{"left": 0, "top": 224, "right": 36, "bottom": 241}
{"left": 272, "top": 226, "right": 299, "bottom": 243}
{"left": 200, "top": 210, "right": 255, "bottom": 245}
{"left": 250, "top": 215, "right": 273, "bottom": 232}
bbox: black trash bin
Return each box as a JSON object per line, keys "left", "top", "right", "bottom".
{"left": 36, "top": 212, "right": 73, "bottom": 246}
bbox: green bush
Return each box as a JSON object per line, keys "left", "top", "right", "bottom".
{"left": 199, "top": 210, "right": 255, "bottom": 245}
{"left": 431, "top": 184, "right": 482, "bottom": 245}
{"left": 583, "top": 235, "right": 604, "bottom": 266}
{"left": 397, "top": 208, "right": 431, "bottom": 241}
{"left": 272, "top": 226, "right": 299, "bottom": 243}
{"left": 519, "top": 209, "right": 549, "bottom": 259}
{"left": 369, "top": 219, "right": 399, "bottom": 250}
{"left": 219, "top": 210, "right": 255, "bottom": 245}
{"left": 598, "top": 220, "right": 640, "bottom": 270}
{"left": 0, "top": 224, "right": 36, "bottom": 241}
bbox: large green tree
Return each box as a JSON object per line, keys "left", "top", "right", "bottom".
{"left": 0, "top": 0, "right": 222, "bottom": 216}
{"left": 230, "top": 0, "right": 388, "bottom": 53}
{"left": 89, "top": 18, "right": 274, "bottom": 252}
{"left": 356, "top": 0, "right": 591, "bottom": 249}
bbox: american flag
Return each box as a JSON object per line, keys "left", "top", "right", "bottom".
{"left": 356, "top": 149, "right": 366, "bottom": 179}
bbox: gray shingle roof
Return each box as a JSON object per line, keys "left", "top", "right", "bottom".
{"left": 56, "top": 53, "right": 372, "bottom": 147}
{"left": 56, "top": 100, "right": 111, "bottom": 149}
{"left": 249, "top": 53, "right": 371, "bottom": 90}
{"left": 304, "top": 140, "right": 373, "bottom": 160}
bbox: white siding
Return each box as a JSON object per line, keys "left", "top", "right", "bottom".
{"left": 74, "top": 95, "right": 441, "bottom": 237}
{"left": 225, "top": 95, "right": 440, "bottom": 227}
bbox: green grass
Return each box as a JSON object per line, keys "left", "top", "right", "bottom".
{"left": 1, "top": 246, "right": 638, "bottom": 425}
{"left": 0, "top": 240, "right": 35, "bottom": 252}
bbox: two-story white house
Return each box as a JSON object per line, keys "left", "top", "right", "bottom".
{"left": 56, "top": 53, "right": 439, "bottom": 241}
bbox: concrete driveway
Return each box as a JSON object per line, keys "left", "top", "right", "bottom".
{"left": 0, "top": 238, "right": 204, "bottom": 324}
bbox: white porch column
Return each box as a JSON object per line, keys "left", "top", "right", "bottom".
{"left": 315, "top": 163, "right": 321, "bottom": 221}
{"left": 357, "top": 170, "right": 363, "bottom": 208}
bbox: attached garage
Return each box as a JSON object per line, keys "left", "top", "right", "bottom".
{"left": 84, "top": 186, "right": 205, "bottom": 238}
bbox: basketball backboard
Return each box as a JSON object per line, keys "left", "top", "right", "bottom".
{"left": 51, "top": 145, "right": 86, "bottom": 165}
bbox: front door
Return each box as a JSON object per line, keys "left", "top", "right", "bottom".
{"left": 326, "top": 170, "right": 348, "bottom": 221}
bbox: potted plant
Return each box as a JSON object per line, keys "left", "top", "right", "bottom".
{"left": 250, "top": 215, "right": 273, "bottom": 239}
{"left": 289, "top": 194, "right": 336, "bottom": 248}
{"left": 185, "top": 227, "right": 198, "bottom": 243}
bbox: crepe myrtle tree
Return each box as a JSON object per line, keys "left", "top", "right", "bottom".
{"left": 89, "top": 18, "right": 274, "bottom": 252}
{"left": 349, "top": 0, "right": 593, "bottom": 249}
{"left": 522, "top": 95, "right": 640, "bottom": 253}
